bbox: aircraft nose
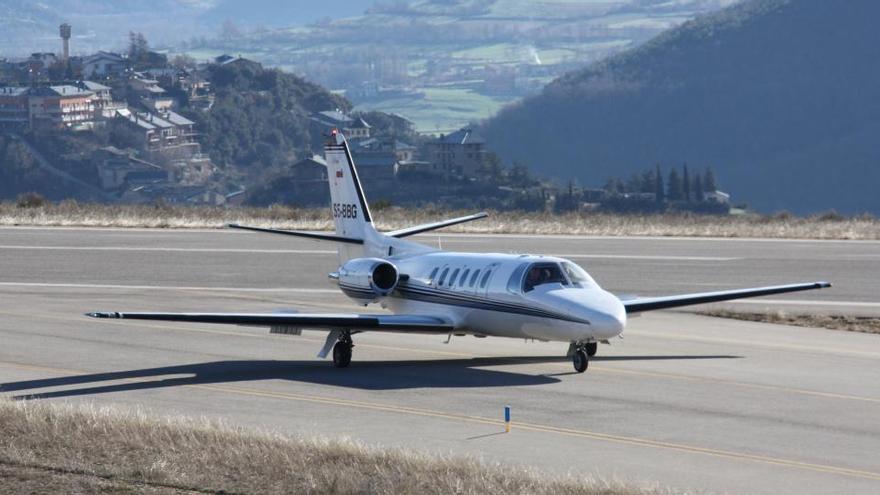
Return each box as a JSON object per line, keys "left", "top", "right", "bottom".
{"left": 578, "top": 291, "right": 626, "bottom": 338}
{"left": 550, "top": 288, "right": 627, "bottom": 339}
{"left": 590, "top": 305, "right": 626, "bottom": 338}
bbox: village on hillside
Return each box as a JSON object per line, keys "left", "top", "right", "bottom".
{"left": 0, "top": 24, "right": 731, "bottom": 214}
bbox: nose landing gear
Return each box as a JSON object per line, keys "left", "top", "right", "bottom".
{"left": 572, "top": 348, "right": 589, "bottom": 373}
{"left": 568, "top": 342, "right": 591, "bottom": 373}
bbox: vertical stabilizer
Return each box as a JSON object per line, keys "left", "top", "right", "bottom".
{"left": 324, "top": 130, "right": 374, "bottom": 261}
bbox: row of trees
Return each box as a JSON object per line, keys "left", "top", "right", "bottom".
{"left": 605, "top": 165, "right": 718, "bottom": 203}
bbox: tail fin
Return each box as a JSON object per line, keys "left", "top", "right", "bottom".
{"left": 324, "top": 130, "right": 375, "bottom": 261}
{"left": 230, "top": 132, "right": 483, "bottom": 261}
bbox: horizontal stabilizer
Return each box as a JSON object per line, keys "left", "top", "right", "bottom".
{"left": 386, "top": 212, "right": 488, "bottom": 238}
{"left": 623, "top": 281, "right": 831, "bottom": 313}
{"left": 228, "top": 224, "right": 363, "bottom": 245}
{"left": 86, "top": 311, "right": 453, "bottom": 333}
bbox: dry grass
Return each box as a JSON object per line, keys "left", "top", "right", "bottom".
{"left": 0, "top": 399, "right": 671, "bottom": 495}
{"left": 1, "top": 201, "right": 879, "bottom": 239}
{"left": 699, "top": 310, "right": 880, "bottom": 335}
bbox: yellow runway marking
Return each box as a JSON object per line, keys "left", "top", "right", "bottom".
{"left": 1, "top": 359, "right": 877, "bottom": 482}
{"left": 509, "top": 420, "right": 880, "bottom": 482}
{"left": 589, "top": 365, "right": 880, "bottom": 404}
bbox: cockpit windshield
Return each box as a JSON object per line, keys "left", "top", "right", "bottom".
{"left": 507, "top": 260, "right": 598, "bottom": 294}
{"left": 522, "top": 262, "right": 567, "bottom": 292}
{"left": 561, "top": 261, "right": 597, "bottom": 288}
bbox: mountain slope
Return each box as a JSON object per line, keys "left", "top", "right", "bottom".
{"left": 482, "top": 0, "right": 880, "bottom": 214}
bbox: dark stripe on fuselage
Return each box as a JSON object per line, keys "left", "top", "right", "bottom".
{"left": 339, "top": 282, "right": 377, "bottom": 299}
{"left": 399, "top": 285, "right": 556, "bottom": 318}
{"left": 393, "top": 283, "right": 590, "bottom": 325}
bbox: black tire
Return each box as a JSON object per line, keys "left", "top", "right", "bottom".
{"left": 585, "top": 342, "right": 598, "bottom": 357}
{"left": 572, "top": 349, "right": 589, "bottom": 373}
{"left": 333, "top": 341, "right": 352, "bottom": 368}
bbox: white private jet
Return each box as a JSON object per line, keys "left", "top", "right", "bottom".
{"left": 88, "top": 131, "right": 831, "bottom": 373}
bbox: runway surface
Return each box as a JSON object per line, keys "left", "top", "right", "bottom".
{"left": 1, "top": 226, "right": 878, "bottom": 494}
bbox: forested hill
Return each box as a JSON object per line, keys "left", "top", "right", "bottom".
{"left": 482, "top": 0, "right": 880, "bottom": 214}
{"left": 189, "top": 62, "right": 351, "bottom": 171}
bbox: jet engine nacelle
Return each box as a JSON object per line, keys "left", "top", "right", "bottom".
{"left": 337, "top": 257, "right": 400, "bottom": 302}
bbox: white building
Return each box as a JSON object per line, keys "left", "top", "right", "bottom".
{"left": 705, "top": 190, "right": 731, "bottom": 204}
{"left": 83, "top": 52, "right": 127, "bottom": 78}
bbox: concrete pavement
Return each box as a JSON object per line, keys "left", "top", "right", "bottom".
{"left": 0, "top": 227, "right": 878, "bottom": 494}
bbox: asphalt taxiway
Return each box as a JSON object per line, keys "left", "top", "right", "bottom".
{"left": 1, "top": 227, "right": 878, "bottom": 494}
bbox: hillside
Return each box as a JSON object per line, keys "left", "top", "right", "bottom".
{"left": 0, "top": 61, "right": 361, "bottom": 202}
{"left": 481, "top": 0, "right": 880, "bottom": 214}
{"left": 186, "top": 62, "right": 350, "bottom": 171}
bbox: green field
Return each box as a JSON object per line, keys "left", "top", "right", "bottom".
{"left": 354, "top": 87, "right": 519, "bottom": 135}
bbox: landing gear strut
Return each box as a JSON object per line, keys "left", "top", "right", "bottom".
{"left": 332, "top": 333, "right": 353, "bottom": 368}
{"left": 585, "top": 342, "right": 598, "bottom": 357}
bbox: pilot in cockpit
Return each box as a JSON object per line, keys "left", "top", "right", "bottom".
{"left": 524, "top": 264, "right": 567, "bottom": 293}
{"left": 524, "top": 266, "right": 546, "bottom": 292}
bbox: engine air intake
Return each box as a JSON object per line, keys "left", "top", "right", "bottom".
{"left": 336, "top": 257, "right": 400, "bottom": 302}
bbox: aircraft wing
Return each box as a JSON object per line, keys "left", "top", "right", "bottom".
{"left": 228, "top": 224, "right": 364, "bottom": 244}
{"left": 86, "top": 312, "right": 453, "bottom": 333}
{"left": 385, "top": 212, "right": 488, "bottom": 238}
{"left": 622, "top": 281, "right": 831, "bottom": 314}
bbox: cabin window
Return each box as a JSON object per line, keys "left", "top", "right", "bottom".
{"left": 469, "top": 270, "right": 481, "bottom": 287}
{"left": 437, "top": 268, "right": 450, "bottom": 286}
{"left": 428, "top": 267, "right": 438, "bottom": 282}
{"left": 460, "top": 269, "right": 470, "bottom": 287}
{"left": 449, "top": 268, "right": 460, "bottom": 288}
{"left": 506, "top": 263, "right": 529, "bottom": 294}
{"left": 523, "top": 262, "right": 568, "bottom": 293}
{"left": 480, "top": 270, "right": 492, "bottom": 288}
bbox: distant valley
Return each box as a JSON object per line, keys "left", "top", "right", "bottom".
{"left": 0, "top": 1, "right": 737, "bottom": 133}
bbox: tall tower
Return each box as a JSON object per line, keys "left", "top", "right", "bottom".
{"left": 60, "top": 23, "right": 71, "bottom": 63}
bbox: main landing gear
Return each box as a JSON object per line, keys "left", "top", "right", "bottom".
{"left": 332, "top": 333, "right": 353, "bottom": 368}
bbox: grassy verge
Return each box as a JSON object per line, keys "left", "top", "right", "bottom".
{"left": 699, "top": 310, "right": 880, "bottom": 335}
{"left": 0, "top": 399, "right": 669, "bottom": 495}
{"left": 2, "top": 201, "right": 880, "bottom": 239}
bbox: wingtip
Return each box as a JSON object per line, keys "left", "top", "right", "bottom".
{"left": 818, "top": 281, "right": 832, "bottom": 289}
{"left": 86, "top": 312, "right": 120, "bottom": 319}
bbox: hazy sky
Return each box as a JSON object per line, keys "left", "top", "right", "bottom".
{"left": 201, "top": 0, "right": 379, "bottom": 26}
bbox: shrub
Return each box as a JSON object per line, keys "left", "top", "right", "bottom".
{"left": 16, "top": 192, "right": 47, "bottom": 208}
